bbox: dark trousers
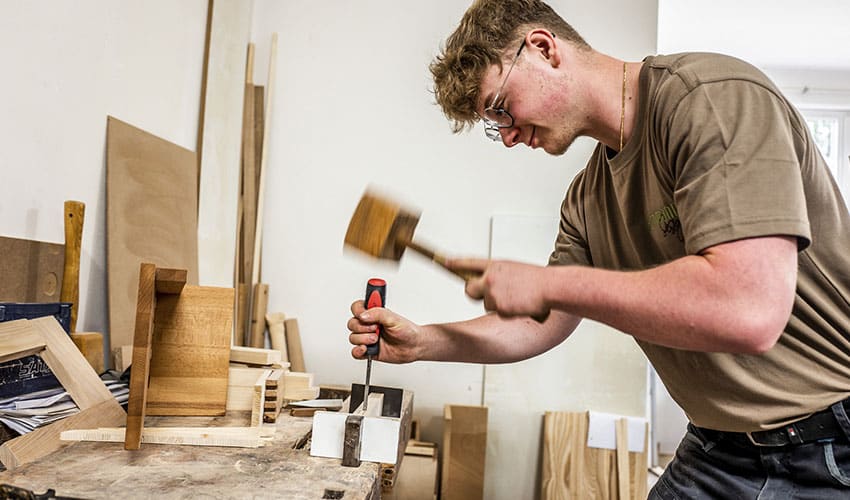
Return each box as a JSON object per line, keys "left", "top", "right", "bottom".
{"left": 649, "top": 399, "right": 850, "bottom": 499}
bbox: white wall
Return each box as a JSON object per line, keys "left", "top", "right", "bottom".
{"left": 0, "top": 1, "right": 207, "bottom": 344}
{"left": 251, "top": 0, "right": 657, "bottom": 443}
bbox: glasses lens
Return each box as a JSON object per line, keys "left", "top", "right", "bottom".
{"left": 484, "top": 107, "right": 512, "bottom": 127}
{"left": 483, "top": 120, "right": 502, "bottom": 142}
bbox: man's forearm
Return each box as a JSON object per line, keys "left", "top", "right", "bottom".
{"left": 543, "top": 237, "right": 798, "bottom": 353}
{"left": 416, "top": 311, "right": 579, "bottom": 363}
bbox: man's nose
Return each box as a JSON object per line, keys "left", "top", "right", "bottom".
{"left": 500, "top": 126, "right": 521, "bottom": 147}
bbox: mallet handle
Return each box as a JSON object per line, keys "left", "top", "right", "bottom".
{"left": 402, "top": 240, "right": 480, "bottom": 281}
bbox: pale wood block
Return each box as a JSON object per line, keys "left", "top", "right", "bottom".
{"left": 230, "top": 345, "right": 282, "bottom": 366}
{"left": 441, "top": 405, "right": 488, "bottom": 500}
{"left": 616, "top": 418, "right": 630, "bottom": 500}
{"left": 0, "top": 319, "right": 45, "bottom": 362}
{"left": 265, "top": 312, "right": 288, "bottom": 361}
{"left": 31, "top": 317, "right": 113, "bottom": 409}
{"left": 70, "top": 332, "right": 104, "bottom": 374}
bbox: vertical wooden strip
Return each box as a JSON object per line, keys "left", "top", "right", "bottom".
{"left": 615, "top": 418, "right": 630, "bottom": 500}
{"left": 249, "top": 283, "right": 269, "bottom": 347}
{"left": 124, "top": 263, "right": 157, "bottom": 450}
{"left": 251, "top": 33, "right": 277, "bottom": 288}
{"left": 284, "top": 317, "right": 305, "bottom": 372}
{"left": 60, "top": 200, "right": 85, "bottom": 332}
{"left": 195, "top": 0, "right": 213, "bottom": 199}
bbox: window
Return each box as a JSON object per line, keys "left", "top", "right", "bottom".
{"left": 803, "top": 109, "right": 850, "bottom": 204}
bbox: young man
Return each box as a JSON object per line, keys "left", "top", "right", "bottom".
{"left": 347, "top": 0, "right": 850, "bottom": 496}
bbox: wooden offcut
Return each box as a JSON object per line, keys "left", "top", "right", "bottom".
{"left": 229, "top": 345, "right": 282, "bottom": 366}
{"left": 265, "top": 312, "right": 288, "bottom": 361}
{"left": 541, "top": 412, "right": 648, "bottom": 500}
{"left": 284, "top": 317, "right": 305, "bottom": 372}
{"left": 0, "top": 236, "right": 64, "bottom": 303}
{"left": 106, "top": 116, "right": 199, "bottom": 352}
{"left": 70, "top": 332, "right": 104, "bottom": 374}
{"left": 0, "top": 317, "right": 125, "bottom": 470}
{"left": 441, "top": 405, "right": 488, "bottom": 500}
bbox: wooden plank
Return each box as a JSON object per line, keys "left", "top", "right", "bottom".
{"left": 248, "top": 283, "right": 268, "bottom": 348}
{"left": 31, "top": 317, "right": 111, "bottom": 410}
{"left": 240, "top": 52, "right": 257, "bottom": 292}
{"left": 0, "top": 319, "right": 45, "bottom": 362}
{"left": 284, "top": 317, "right": 305, "bottom": 372}
{"left": 253, "top": 84, "right": 264, "bottom": 183}
{"left": 250, "top": 33, "right": 277, "bottom": 288}
{"left": 146, "top": 285, "right": 234, "bottom": 416}
{"left": 441, "top": 405, "right": 487, "bottom": 500}
{"left": 106, "top": 116, "right": 199, "bottom": 352}
{"left": 62, "top": 426, "right": 262, "bottom": 448}
{"left": 616, "top": 419, "right": 630, "bottom": 500}
{"left": 0, "top": 236, "right": 64, "bottom": 303}
{"left": 125, "top": 263, "right": 157, "bottom": 450}
{"left": 230, "top": 345, "right": 281, "bottom": 366}
{"left": 0, "top": 399, "right": 126, "bottom": 470}
{"left": 384, "top": 451, "right": 438, "bottom": 500}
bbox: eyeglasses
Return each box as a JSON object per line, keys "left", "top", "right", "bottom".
{"left": 482, "top": 39, "right": 526, "bottom": 141}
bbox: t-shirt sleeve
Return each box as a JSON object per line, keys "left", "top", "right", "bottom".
{"left": 549, "top": 169, "right": 593, "bottom": 267}
{"left": 665, "top": 80, "right": 811, "bottom": 254}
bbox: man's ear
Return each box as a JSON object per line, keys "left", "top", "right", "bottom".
{"left": 527, "top": 29, "right": 560, "bottom": 67}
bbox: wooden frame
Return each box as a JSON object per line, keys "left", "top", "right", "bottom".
{"left": 0, "top": 317, "right": 126, "bottom": 470}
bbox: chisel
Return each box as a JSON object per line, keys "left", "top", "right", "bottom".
{"left": 362, "top": 278, "right": 386, "bottom": 413}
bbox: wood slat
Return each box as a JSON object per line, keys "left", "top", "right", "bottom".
{"left": 125, "top": 263, "right": 157, "bottom": 450}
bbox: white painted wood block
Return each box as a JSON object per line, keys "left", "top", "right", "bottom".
{"left": 310, "top": 410, "right": 401, "bottom": 464}
{"left": 586, "top": 411, "right": 647, "bottom": 452}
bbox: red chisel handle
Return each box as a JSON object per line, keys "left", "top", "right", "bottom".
{"left": 364, "top": 278, "right": 386, "bottom": 357}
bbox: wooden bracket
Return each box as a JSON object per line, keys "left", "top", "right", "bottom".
{"left": 0, "top": 317, "right": 126, "bottom": 470}
{"left": 124, "top": 263, "right": 233, "bottom": 450}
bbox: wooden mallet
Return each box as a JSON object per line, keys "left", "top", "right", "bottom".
{"left": 344, "top": 190, "right": 478, "bottom": 281}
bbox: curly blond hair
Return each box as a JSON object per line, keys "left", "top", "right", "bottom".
{"left": 430, "top": 0, "right": 590, "bottom": 133}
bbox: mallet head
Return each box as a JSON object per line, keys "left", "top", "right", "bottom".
{"left": 344, "top": 190, "right": 420, "bottom": 261}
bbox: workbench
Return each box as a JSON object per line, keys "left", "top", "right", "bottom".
{"left": 0, "top": 412, "right": 383, "bottom": 499}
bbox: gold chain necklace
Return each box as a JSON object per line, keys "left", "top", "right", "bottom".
{"left": 619, "top": 61, "right": 626, "bottom": 151}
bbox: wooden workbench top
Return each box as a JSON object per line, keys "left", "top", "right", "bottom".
{"left": 0, "top": 412, "right": 380, "bottom": 499}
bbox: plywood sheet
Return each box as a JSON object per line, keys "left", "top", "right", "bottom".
{"left": 146, "top": 285, "right": 234, "bottom": 416}
{"left": 106, "top": 116, "right": 199, "bottom": 351}
{"left": 0, "top": 236, "right": 64, "bottom": 303}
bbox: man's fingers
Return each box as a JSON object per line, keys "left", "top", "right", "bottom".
{"left": 350, "top": 299, "right": 365, "bottom": 315}
{"left": 446, "top": 257, "right": 489, "bottom": 273}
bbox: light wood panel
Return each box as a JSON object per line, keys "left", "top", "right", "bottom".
{"left": 541, "top": 411, "right": 648, "bottom": 500}
{"left": 106, "top": 116, "right": 198, "bottom": 352}
{"left": 146, "top": 285, "right": 234, "bottom": 416}
{"left": 441, "top": 405, "right": 488, "bottom": 500}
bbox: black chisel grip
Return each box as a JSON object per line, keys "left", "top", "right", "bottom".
{"left": 364, "top": 278, "right": 387, "bottom": 357}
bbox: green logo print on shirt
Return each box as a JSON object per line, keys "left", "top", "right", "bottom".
{"left": 648, "top": 203, "right": 683, "bottom": 242}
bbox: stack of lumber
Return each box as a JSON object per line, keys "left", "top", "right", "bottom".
{"left": 226, "top": 346, "right": 318, "bottom": 425}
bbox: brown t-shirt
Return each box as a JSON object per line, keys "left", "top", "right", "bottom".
{"left": 549, "top": 52, "right": 850, "bottom": 432}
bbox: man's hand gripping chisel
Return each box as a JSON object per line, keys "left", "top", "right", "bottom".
{"left": 363, "top": 278, "right": 386, "bottom": 413}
